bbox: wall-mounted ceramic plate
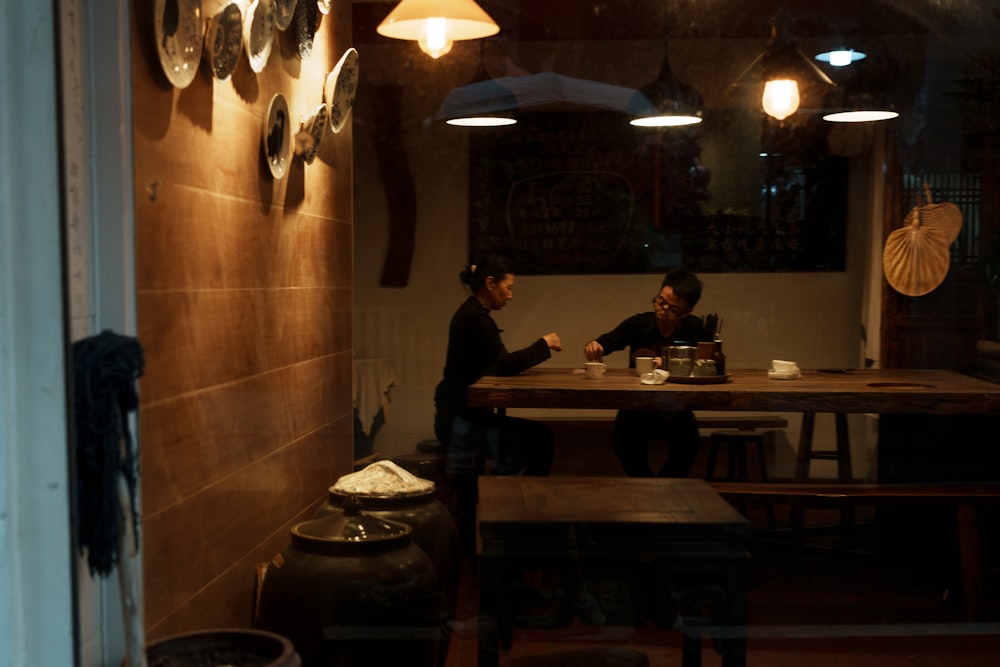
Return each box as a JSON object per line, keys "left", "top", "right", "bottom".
{"left": 325, "top": 47, "right": 359, "bottom": 133}
{"left": 295, "top": 103, "right": 329, "bottom": 164}
{"left": 243, "top": 0, "right": 276, "bottom": 73}
{"left": 204, "top": 2, "right": 243, "bottom": 80}
{"left": 155, "top": 0, "right": 204, "bottom": 88}
{"left": 292, "top": 0, "right": 320, "bottom": 60}
{"left": 274, "top": 0, "right": 297, "bottom": 30}
{"left": 263, "top": 93, "right": 292, "bottom": 179}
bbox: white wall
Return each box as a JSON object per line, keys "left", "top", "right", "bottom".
{"left": 60, "top": 0, "right": 137, "bottom": 665}
{"left": 0, "top": 3, "right": 76, "bottom": 666}
{"left": 353, "top": 38, "right": 883, "bottom": 481}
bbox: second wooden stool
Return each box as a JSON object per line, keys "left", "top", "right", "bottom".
{"left": 705, "top": 428, "right": 775, "bottom": 527}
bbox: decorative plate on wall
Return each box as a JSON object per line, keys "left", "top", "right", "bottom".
{"left": 204, "top": 2, "right": 243, "bottom": 81}
{"left": 292, "top": 0, "right": 320, "bottom": 60}
{"left": 325, "top": 48, "right": 359, "bottom": 133}
{"left": 263, "top": 93, "right": 292, "bottom": 179}
{"left": 243, "top": 0, "right": 276, "bottom": 73}
{"left": 295, "top": 103, "right": 329, "bottom": 164}
{"left": 274, "top": 0, "right": 297, "bottom": 31}
{"left": 155, "top": 0, "right": 204, "bottom": 88}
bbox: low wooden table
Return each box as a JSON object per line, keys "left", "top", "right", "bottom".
{"left": 476, "top": 477, "right": 750, "bottom": 667}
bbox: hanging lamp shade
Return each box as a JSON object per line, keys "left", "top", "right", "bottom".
{"left": 440, "top": 43, "right": 517, "bottom": 126}
{"left": 822, "top": 57, "right": 899, "bottom": 123}
{"left": 758, "top": 9, "right": 834, "bottom": 121}
{"left": 630, "top": 36, "right": 703, "bottom": 127}
{"left": 376, "top": 0, "right": 500, "bottom": 59}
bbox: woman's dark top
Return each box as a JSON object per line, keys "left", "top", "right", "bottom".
{"left": 594, "top": 312, "right": 709, "bottom": 367}
{"left": 434, "top": 296, "right": 551, "bottom": 429}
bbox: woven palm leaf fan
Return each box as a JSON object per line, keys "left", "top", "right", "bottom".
{"left": 883, "top": 185, "right": 960, "bottom": 297}
{"left": 910, "top": 183, "right": 963, "bottom": 244}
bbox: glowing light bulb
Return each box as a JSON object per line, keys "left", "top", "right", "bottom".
{"left": 417, "top": 17, "right": 453, "bottom": 58}
{"left": 762, "top": 79, "right": 800, "bottom": 121}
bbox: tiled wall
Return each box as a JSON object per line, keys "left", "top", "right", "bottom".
{"left": 131, "top": 0, "right": 355, "bottom": 638}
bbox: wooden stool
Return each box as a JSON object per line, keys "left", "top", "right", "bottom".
{"left": 392, "top": 440, "right": 449, "bottom": 505}
{"left": 791, "top": 412, "right": 854, "bottom": 530}
{"left": 706, "top": 429, "right": 775, "bottom": 527}
{"left": 503, "top": 647, "right": 649, "bottom": 667}
{"left": 794, "top": 412, "right": 853, "bottom": 483}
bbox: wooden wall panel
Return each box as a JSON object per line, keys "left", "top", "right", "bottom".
{"left": 143, "top": 415, "right": 351, "bottom": 634}
{"left": 141, "top": 351, "right": 352, "bottom": 516}
{"left": 137, "top": 287, "right": 351, "bottom": 401}
{"left": 131, "top": 0, "right": 355, "bottom": 635}
{"left": 135, "top": 191, "right": 353, "bottom": 291}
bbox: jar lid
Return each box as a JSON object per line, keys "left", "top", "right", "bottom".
{"left": 332, "top": 460, "right": 435, "bottom": 498}
{"left": 291, "top": 496, "right": 413, "bottom": 552}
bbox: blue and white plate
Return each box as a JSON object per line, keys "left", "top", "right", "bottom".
{"left": 204, "top": 1, "right": 243, "bottom": 81}
{"left": 325, "top": 48, "right": 359, "bottom": 133}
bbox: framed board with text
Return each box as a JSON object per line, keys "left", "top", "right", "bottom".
{"left": 468, "top": 110, "right": 847, "bottom": 274}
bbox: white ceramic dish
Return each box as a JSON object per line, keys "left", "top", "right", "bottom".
{"left": 771, "top": 359, "right": 800, "bottom": 373}
{"left": 295, "top": 103, "right": 329, "bottom": 164}
{"left": 204, "top": 1, "right": 243, "bottom": 80}
{"left": 274, "top": 0, "right": 297, "bottom": 31}
{"left": 243, "top": 0, "right": 276, "bottom": 73}
{"left": 639, "top": 369, "right": 669, "bottom": 385}
{"left": 767, "top": 369, "right": 802, "bottom": 380}
{"left": 326, "top": 48, "right": 359, "bottom": 133}
{"left": 263, "top": 93, "right": 292, "bottom": 179}
{"left": 155, "top": 0, "right": 204, "bottom": 88}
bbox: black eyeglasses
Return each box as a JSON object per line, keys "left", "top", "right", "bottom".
{"left": 652, "top": 295, "right": 687, "bottom": 318}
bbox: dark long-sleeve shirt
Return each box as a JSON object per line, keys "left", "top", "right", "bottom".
{"left": 434, "top": 296, "right": 551, "bottom": 424}
{"left": 594, "top": 312, "right": 709, "bottom": 367}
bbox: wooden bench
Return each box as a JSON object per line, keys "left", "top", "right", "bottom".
{"left": 544, "top": 415, "right": 789, "bottom": 477}
{"left": 543, "top": 414, "right": 789, "bottom": 431}
{"left": 707, "top": 481, "right": 1000, "bottom": 622}
{"left": 696, "top": 414, "right": 789, "bottom": 430}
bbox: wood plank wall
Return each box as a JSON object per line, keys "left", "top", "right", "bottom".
{"left": 130, "top": 0, "right": 355, "bottom": 638}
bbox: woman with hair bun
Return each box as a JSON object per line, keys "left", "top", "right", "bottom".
{"left": 433, "top": 255, "right": 562, "bottom": 544}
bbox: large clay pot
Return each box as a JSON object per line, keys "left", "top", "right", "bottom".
{"left": 314, "top": 461, "right": 460, "bottom": 620}
{"left": 255, "top": 499, "right": 448, "bottom": 667}
{"left": 146, "top": 628, "right": 300, "bottom": 667}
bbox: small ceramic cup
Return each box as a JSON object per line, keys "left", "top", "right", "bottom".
{"left": 584, "top": 362, "right": 607, "bottom": 380}
{"left": 635, "top": 356, "right": 655, "bottom": 376}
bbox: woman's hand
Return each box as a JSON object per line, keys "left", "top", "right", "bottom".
{"left": 543, "top": 333, "right": 562, "bottom": 351}
{"left": 583, "top": 340, "right": 604, "bottom": 361}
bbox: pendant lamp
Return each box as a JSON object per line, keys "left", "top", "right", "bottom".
{"left": 630, "top": 34, "right": 703, "bottom": 127}
{"left": 822, "top": 57, "right": 899, "bottom": 123}
{"left": 377, "top": 0, "right": 500, "bottom": 59}
{"left": 733, "top": 8, "right": 834, "bottom": 121}
{"left": 441, "top": 42, "right": 517, "bottom": 126}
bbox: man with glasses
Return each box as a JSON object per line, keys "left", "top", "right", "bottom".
{"left": 583, "top": 269, "right": 710, "bottom": 477}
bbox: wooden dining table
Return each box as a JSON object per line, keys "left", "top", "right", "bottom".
{"left": 467, "top": 367, "right": 1000, "bottom": 666}
{"left": 466, "top": 367, "right": 1000, "bottom": 414}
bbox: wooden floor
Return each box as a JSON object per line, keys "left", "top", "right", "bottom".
{"left": 441, "top": 434, "right": 1000, "bottom": 667}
